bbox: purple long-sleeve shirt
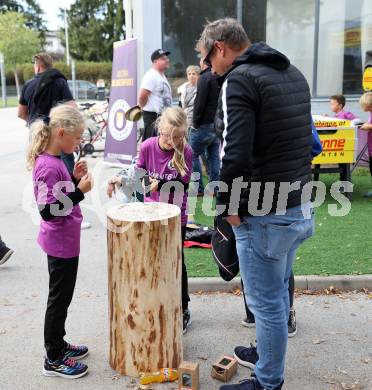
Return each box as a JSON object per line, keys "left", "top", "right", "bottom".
{"left": 334, "top": 110, "right": 356, "bottom": 120}
{"left": 137, "top": 137, "right": 193, "bottom": 226}
{"left": 33, "top": 153, "right": 83, "bottom": 258}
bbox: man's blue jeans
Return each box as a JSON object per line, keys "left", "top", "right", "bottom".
{"left": 232, "top": 203, "right": 314, "bottom": 389}
{"left": 188, "top": 124, "right": 220, "bottom": 193}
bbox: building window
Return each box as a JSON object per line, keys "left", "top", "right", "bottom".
{"left": 162, "top": 0, "right": 372, "bottom": 98}
{"left": 161, "top": 0, "right": 266, "bottom": 94}
{"left": 266, "top": 0, "right": 315, "bottom": 94}
{"left": 317, "top": 0, "right": 372, "bottom": 96}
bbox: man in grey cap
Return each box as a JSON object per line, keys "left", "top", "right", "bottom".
{"left": 197, "top": 18, "right": 314, "bottom": 390}
{"left": 138, "top": 49, "right": 172, "bottom": 140}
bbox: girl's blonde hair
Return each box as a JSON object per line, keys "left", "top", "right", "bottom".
{"left": 186, "top": 65, "right": 201, "bottom": 75}
{"left": 156, "top": 107, "right": 189, "bottom": 177}
{"left": 27, "top": 105, "right": 85, "bottom": 170}
{"left": 360, "top": 92, "right": 372, "bottom": 110}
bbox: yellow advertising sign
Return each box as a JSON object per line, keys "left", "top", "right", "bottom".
{"left": 312, "top": 115, "right": 357, "bottom": 164}
{"left": 344, "top": 28, "right": 360, "bottom": 48}
{"left": 312, "top": 115, "right": 351, "bottom": 129}
{"left": 312, "top": 128, "right": 357, "bottom": 164}
{"left": 363, "top": 67, "right": 372, "bottom": 91}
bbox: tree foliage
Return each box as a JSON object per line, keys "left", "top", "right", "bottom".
{"left": 0, "top": 0, "right": 46, "bottom": 41}
{"left": 0, "top": 11, "right": 40, "bottom": 95}
{"left": 61, "top": 0, "right": 125, "bottom": 62}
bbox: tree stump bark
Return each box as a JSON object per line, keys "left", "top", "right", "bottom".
{"left": 106, "top": 202, "right": 183, "bottom": 377}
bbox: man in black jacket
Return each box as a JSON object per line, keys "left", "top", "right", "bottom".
{"left": 189, "top": 60, "right": 220, "bottom": 195}
{"left": 18, "top": 53, "right": 76, "bottom": 173}
{"left": 197, "top": 18, "right": 315, "bottom": 390}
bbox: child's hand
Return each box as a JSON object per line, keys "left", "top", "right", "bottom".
{"left": 360, "top": 123, "right": 372, "bottom": 131}
{"left": 107, "top": 177, "right": 121, "bottom": 198}
{"left": 78, "top": 173, "right": 94, "bottom": 193}
{"left": 73, "top": 160, "right": 88, "bottom": 180}
{"left": 107, "top": 183, "right": 115, "bottom": 198}
{"left": 149, "top": 177, "right": 159, "bottom": 193}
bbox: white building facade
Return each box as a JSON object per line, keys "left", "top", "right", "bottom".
{"left": 125, "top": 0, "right": 372, "bottom": 115}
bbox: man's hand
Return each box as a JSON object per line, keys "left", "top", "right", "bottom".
{"left": 17, "top": 104, "right": 28, "bottom": 121}
{"left": 138, "top": 88, "right": 151, "bottom": 108}
{"left": 73, "top": 160, "right": 88, "bottom": 180}
{"left": 225, "top": 215, "right": 242, "bottom": 227}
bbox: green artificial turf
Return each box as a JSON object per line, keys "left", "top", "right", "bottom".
{"left": 185, "top": 170, "right": 372, "bottom": 277}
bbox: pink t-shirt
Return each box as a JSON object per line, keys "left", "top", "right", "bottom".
{"left": 334, "top": 110, "right": 356, "bottom": 120}
{"left": 137, "top": 137, "right": 193, "bottom": 226}
{"left": 33, "top": 153, "right": 83, "bottom": 258}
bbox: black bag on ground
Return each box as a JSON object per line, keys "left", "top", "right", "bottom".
{"left": 185, "top": 224, "right": 214, "bottom": 244}
{"left": 211, "top": 215, "right": 239, "bottom": 281}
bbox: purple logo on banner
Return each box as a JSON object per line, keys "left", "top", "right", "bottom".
{"left": 104, "top": 39, "right": 138, "bottom": 165}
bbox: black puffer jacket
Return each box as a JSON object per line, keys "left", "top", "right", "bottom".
{"left": 216, "top": 42, "right": 313, "bottom": 216}
{"left": 193, "top": 67, "right": 220, "bottom": 128}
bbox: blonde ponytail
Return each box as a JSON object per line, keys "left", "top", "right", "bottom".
{"left": 26, "top": 104, "right": 85, "bottom": 170}
{"left": 156, "top": 107, "right": 189, "bottom": 177}
{"left": 26, "top": 120, "right": 51, "bottom": 170}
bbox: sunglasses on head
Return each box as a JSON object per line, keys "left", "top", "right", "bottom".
{"left": 32, "top": 55, "right": 40, "bottom": 64}
{"left": 203, "top": 45, "right": 214, "bottom": 67}
{"left": 203, "top": 40, "right": 224, "bottom": 67}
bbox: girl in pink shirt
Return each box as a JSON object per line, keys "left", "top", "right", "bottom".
{"left": 108, "top": 107, "right": 193, "bottom": 334}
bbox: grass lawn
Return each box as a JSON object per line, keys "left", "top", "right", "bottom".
{"left": 185, "top": 170, "right": 372, "bottom": 277}
{"left": 0, "top": 97, "right": 19, "bottom": 108}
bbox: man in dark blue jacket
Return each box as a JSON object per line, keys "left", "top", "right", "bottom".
{"left": 197, "top": 18, "right": 315, "bottom": 390}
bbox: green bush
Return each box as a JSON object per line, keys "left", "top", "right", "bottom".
{"left": 5, "top": 61, "right": 113, "bottom": 86}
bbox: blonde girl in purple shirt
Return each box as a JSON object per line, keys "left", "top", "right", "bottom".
{"left": 108, "top": 107, "right": 193, "bottom": 334}
{"left": 27, "top": 105, "right": 93, "bottom": 379}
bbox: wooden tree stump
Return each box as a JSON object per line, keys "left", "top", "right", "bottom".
{"left": 106, "top": 202, "right": 183, "bottom": 377}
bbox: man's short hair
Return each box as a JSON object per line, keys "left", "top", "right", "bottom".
{"left": 197, "top": 18, "right": 251, "bottom": 53}
{"left": 330, "top": 94, "right": 346, "bottom": 108}
{"left": 33, "top": 52, "right": 53, "bottom": 69}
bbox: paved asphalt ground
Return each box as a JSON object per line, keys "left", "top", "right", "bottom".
{"left": 0, "top": 108, "right": 371, "bottom": 389}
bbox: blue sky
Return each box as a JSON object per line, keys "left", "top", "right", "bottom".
{"left": 37, "top": 0, "right": 75, "bottom": 30}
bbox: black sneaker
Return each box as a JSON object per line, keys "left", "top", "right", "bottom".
{"left": 220, "top": 377, "right": 283, "bottom": 390}
{"left": 241, "top": 317, "right": 256, "bottom": 328}
{"left": 288, "top": 309, "right": 297, "bottom": 338}
{"left": 0, "top": 247, "right": 13, "bottom": 266}
{"left": 183, "top": 309, "right": 191, "bottom": 334}
{"left": 43, "top": 356, "right": 88, "bottom": 379}
{"left": 63, "top": 341, "right": 89, "bottom": 360}
{"left": 220, "top": 378, "right": 264, "bottom": 390}
{"left": 233, "top": 344, "right": 259, "bottom": 369}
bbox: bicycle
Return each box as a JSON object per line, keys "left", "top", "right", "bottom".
{"left": 78, "top": 102, "right": 108, "bottom": 156}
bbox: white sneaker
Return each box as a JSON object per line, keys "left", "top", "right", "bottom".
{"left": 81, "top": 222, "right": 92, "bottom": 230}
